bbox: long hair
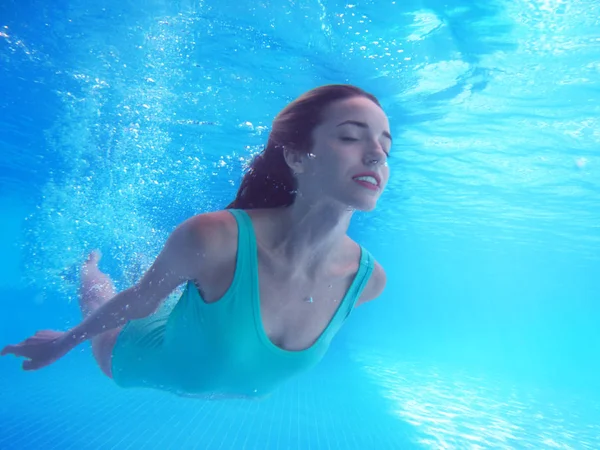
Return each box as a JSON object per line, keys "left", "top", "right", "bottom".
{"left": 226, "top": 84, "right": 381, "bottom": 209}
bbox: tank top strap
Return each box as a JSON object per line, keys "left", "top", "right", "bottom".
{"left": 341, "top": 245, "right": 375, "bottom": 318}
{"left": 228, "top": 209, "right": 255, "bottom": 248}
{"left": 312, "top": 245, "right": 374, "bottom": 346}
{"left": 227, "top": 209, "right": 259, "bottom": 290}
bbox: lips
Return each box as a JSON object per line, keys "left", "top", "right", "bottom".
{"left": 352, "top": 172, "right": 381, "bottom": 189}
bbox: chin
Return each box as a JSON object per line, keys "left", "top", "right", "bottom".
{"left": 348, "top": 198, "right": 379, "bottom": 212}
{"left": 357, "top": 204, "right": 377, "bottom": 212}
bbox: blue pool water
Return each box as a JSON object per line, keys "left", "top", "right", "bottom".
{"left": 1, "top": 0, "right": 599, "bottom": 448}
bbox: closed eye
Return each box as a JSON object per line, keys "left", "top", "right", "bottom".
{"left": 340, "top": 136, "right": 390, "bottom": 157}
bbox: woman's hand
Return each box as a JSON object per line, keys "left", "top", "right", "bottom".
{"left": 1, "top": 330, "right": 73, "bottom": 371}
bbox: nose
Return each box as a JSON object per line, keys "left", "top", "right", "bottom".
{"left": 363, "top": 140, "right": 387, "bottom": 166}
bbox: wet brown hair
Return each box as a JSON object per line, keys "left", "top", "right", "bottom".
{"left": 226, "top": 84, "right": 381, "bottom": 209}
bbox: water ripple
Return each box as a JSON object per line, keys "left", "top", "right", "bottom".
{"left": 353, "top": 349, "right": 600, "bottom": 449}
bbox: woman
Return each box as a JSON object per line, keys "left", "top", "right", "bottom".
{"left": 2, "top": 84, "right": 392, "bottom": 399}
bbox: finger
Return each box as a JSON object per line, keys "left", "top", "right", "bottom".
{"left": 1, "top": 344, "right": 32, "bottom": 358}
{"left": 1, "top": 345, "right": 17, "bottom": 356}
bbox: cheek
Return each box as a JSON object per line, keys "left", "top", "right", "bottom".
{"left": 312, "top": 145, "right": 346, "bottom": 172}
{"left": 381, "top": 166, "right": 391, "bottom": 186}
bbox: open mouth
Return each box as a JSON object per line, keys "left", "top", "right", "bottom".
{"left": 353, "top": 174, "right": 380, "bottom": 190}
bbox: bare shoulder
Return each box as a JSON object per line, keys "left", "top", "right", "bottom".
{"left": 132, "top": 209, "right": 240, "bottom": 310}
{"left": 357, "top": 255, "right": 387, "bottom": 306}
{"left": 184, "top": 210, "right": 237, "bottom": 241}
{"left": 182, "top": 210, "right": 238, "bottom": 259}
{"left": 169, "top": 209, "right": 240, "bottom": 290}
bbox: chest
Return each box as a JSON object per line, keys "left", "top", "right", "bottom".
{"left": 257, "top": 265, "right": 356, "bottom": 351}
{"left": 197, "top": 243, "right": 363, "bottom": 352}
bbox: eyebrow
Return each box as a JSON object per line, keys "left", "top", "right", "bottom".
{"left": 336, "top": 120, "right": 392, "bottom": 142}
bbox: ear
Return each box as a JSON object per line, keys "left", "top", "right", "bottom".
{"left": 283, "top": 147, "right": 306, "bottom": 175}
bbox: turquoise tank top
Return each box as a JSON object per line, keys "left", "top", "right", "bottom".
{"left": 111, "top": 209, "right": 374, "bottom": 398}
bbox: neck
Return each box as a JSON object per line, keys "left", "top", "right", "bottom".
{"left": 267, "top": 196, "right": 353, "bottom": 275}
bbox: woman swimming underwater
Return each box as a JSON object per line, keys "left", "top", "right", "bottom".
{"left": 2, "top": 84, "right": 392, "bottom": 398}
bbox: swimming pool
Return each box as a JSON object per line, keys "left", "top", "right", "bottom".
{"left": 1, "top": 0, "right": 599, "bottom": 448}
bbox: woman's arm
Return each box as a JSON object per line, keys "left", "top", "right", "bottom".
{"left": 2, "top": 211, "right": 233, "bottom": 370}
{"left": 65, "top": 215, "right": 211, "bottom": 346}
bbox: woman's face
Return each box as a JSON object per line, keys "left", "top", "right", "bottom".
{"left": 300, "top": 96, "right": 392, "bottom": 211}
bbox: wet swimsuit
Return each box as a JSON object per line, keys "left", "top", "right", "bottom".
{"left": 111, "top": 209, "right": 374, "bottom": 398}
